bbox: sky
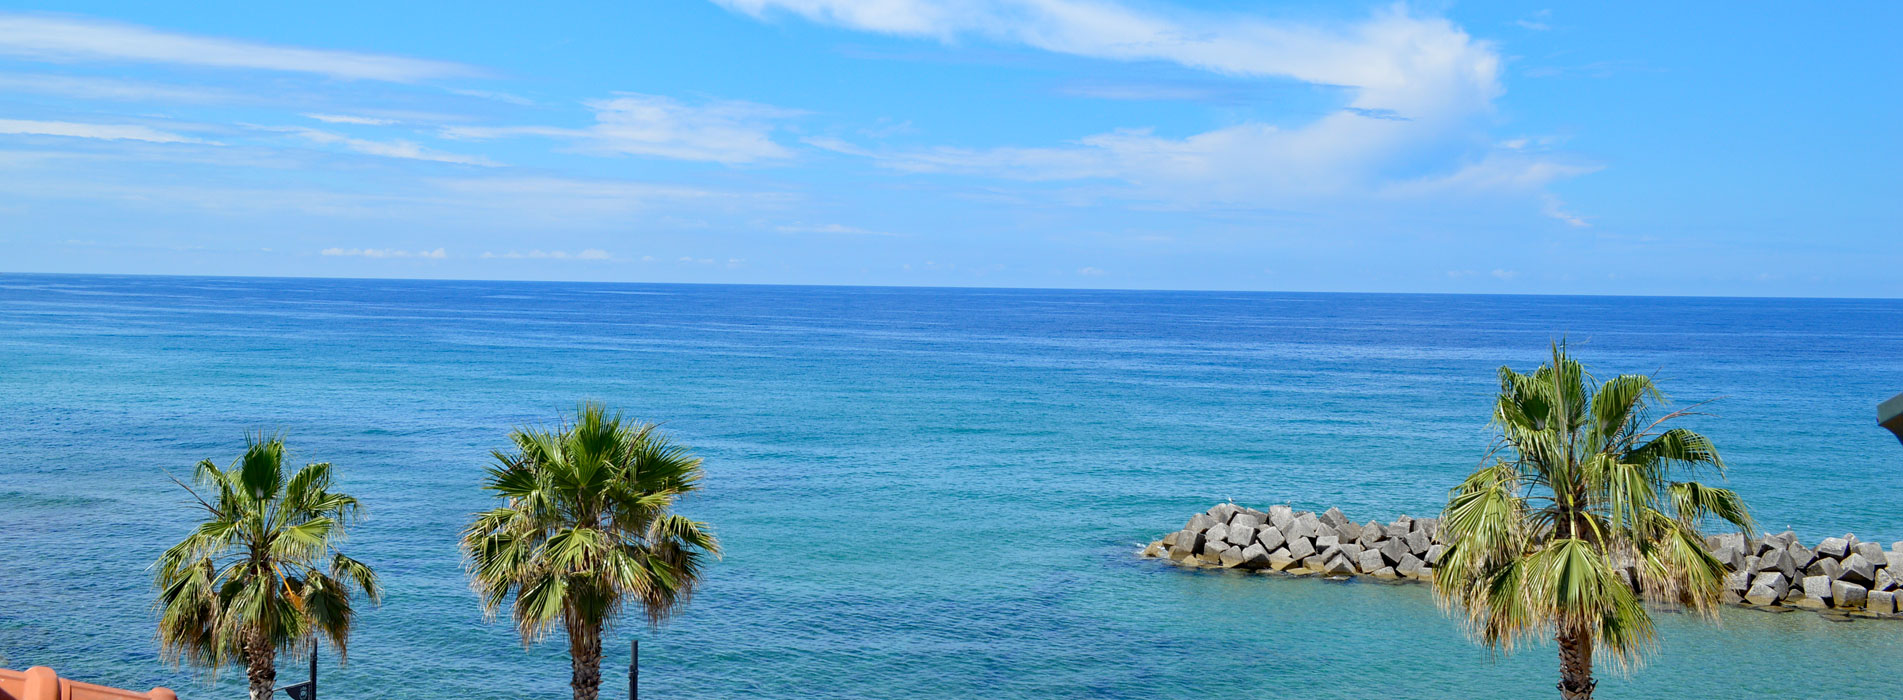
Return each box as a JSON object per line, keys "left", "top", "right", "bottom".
{"left": 0, "top": 1, "right": 1896, "bottom": 296}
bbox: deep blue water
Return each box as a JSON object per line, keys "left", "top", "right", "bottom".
{"left": 2, "top": 273, "right": 1900, "bottom": 699}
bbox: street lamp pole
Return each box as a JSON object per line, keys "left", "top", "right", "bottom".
{"left": 275, "top": 649, "right": 316, "bottom": 700}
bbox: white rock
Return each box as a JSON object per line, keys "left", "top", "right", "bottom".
{"left": 1356, "top": 548, "right": 1386, "bottom": 574}
{"left": 1840, "top": 553, "right": 1877, "bottom": 587}
{"left": 1379, "top": 538, "right": 1408, "bottom": 565}
{"left": 1743, "top": 583, "right": 1781, "bottom": 606}
{"left": 1787, "top": 543, "right": 1816, "bottom": 569}
{"left": 1356, "top": 521, "right": 1384, "bottom": 548}
{"left": 1745, "top": 572, "right": 1790, "bottom": 605}
{"left": 1170, "top": 530, "right": 1204, "bottom": 559}
{"left": 1796, "top": 575, "right": 1833, "bottom": 609}
{"left": 1405, "top": 529, "right": 1431, "bottom": 555}
{"left": 1398, "top": 553, "right": 1425, "bottom": 578}
{"left": 1851, "top": 542, "right": 1887, "bottom": 567}
{"left": 1255, "top": 526, "right": 1286, "bottom": 552}
{"left": 1831, "top": 580, "right": 1868, "bottom": 610}
{"left": 1868, "top": 590, "right": 1897, "bottom": 615}
{"left": 1321, "top": 507, "right": 1350, "bottom": 529}
{"left": 1322, "top": 555, "right": 1356, "bottom": 576}
{"left": 1240, "top": 543, "right": 1271, "bottom": 569}
{"left": 1225, "top": 524, "right": 1256, "bottom": 548}
{"left": 1219, "top": 546, "right": 1247, "bottom": 568}
{"left": 1205, "top": 523, "right": 1231, "bottom": 548}
{"left": 1267, "top": 548, "right": 1298, "bottom": 571}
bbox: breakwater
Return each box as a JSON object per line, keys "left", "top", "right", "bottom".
{"left": 1141, "top": 502, "right": 1903, "bottom": 618}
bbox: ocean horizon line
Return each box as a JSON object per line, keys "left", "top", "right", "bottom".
{"left": 7, "top": 269, "right": 1901, "bottom": 303}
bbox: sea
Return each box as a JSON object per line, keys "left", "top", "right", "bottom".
{"left": 2, "top": 273, "right": 1900, "bottom": 699}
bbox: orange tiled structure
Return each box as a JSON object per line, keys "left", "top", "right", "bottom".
{"left": 0, "top": 667, "right": 177, "bottom": 700}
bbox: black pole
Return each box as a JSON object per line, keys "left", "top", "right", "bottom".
{"left": 629, "top": 639, "right": 638, "bottom": 700}
{"left": 310, "top": 647, "right": 318, "bottom": 700}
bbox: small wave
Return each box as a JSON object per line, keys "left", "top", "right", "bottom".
{"left": 0, "top": 491, "right": 117, "bottom": 508}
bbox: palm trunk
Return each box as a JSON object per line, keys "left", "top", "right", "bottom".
{"left": 245, "top": 635, "right": 277, "bottom": 700}
{"left": 568, "top": 618, "right": 603, "bottom": 700}
{"left": 1556, "top": 624, "right": 1595, "bottom": 700}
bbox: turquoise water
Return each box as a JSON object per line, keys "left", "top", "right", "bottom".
{"left": 2, "top": 273, "right": 1901, "bottom": 699}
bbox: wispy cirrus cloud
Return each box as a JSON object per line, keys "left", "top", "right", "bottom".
{"left": 273, "top": 126, "right": 499, "bottom": 166}
{"left": 0, "top": 118, "right": 207, "bottom": 144}
{"left": 443, "top": 93, "right": 800, "bottom": 164}
{"left": 0, "top": 12, "right": 478, "bottom": 82}
{"left": 304, "top": 113, "right": 395, "bottom": 126}
{"left": 428, "top": 176, "right": 725, "bottom": 210}
{"left": 480, "top": 249, "right": 614, "bottom": 261}
{"left": 321, "top": 247, "right": 447, "bottom": 259}
{"left": 0, "top": 72, "right": 243, "bottom": 103}
{"left": 1054, "top": 80, "right": 1254, "bottom": 103}
{"left": 723, "top": 1, "right": 1589, "bottom": 215}
{"left": 774, "top": 222, "right": 901, "bottom": 237}
{"left": 715, "top": 0, "right": 1500, "bottom": 117}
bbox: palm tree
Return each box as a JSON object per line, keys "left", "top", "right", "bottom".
{"left": 461, "top": 403, "right": 720, "bottom": 700}
{"left": 1433, "top": 343, "right": 1752, "bottom": 700}
{"left": 154, "top": 435, "right": 380, "bottom": 700}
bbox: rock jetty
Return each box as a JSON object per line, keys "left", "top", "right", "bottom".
{"left": 1141, "top": 502, "right": 1903, "bottom": 618}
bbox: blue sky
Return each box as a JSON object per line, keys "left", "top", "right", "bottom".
{"left": 0, "top": 1, "right": 1895, "bottom": 296}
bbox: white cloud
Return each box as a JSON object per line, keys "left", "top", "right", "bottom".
{"left": 716, "top": 1, "right": 1499, "bottom": 118}
{"left": 429, "top": 176, "right": 725, "bottom": 213}
{"left": 0, "top": 162, "right": 765, "bottom": 227}
{"left": 1077, "top": 266, "right": 1106, "bottom": 276}
{"left": 1491, "top": 268, "right": 1519, "bottom": 280}
{"left": 1384, "top": 154, "right": 1600, "bottom": 196}
{"left": 774, "top": 222, "right": 900, "bottom": 236}
{"left": 321, "top": 247, "right": 447, "bottom": 259}
{"left": 480, "top": 249, "right": 615, "bottom": 261}
{"left": 447, "top": 88, "right": 536, "bottom": 106}
{"left": 277, "top": 126, "right": 498, "bottom": 166}
{"left": 0, "top": 118, "right": 205, "bottom": 143}
{"left": 1517, "top": 10, "right": 1553, "bottom": 31}
{"left": 725, "top": 1, "right": 1592, "bottom": 215}
{"left": 1540, "top": 194, "right": 1589, "bottom": 228}
{"left": 0, "top": 13, "right": 475, "bottom": 82}
{"left": 443, "top": 93, "right": 799, "bottom": 164}
{"left": 0, "top": 72, "right": 242, "bottom": 103}
{"left": 1056, "top": 81, "right": 1237, "bottom": 102}
{"left": 304, "top": 113, "right": 395, "bottom": 126}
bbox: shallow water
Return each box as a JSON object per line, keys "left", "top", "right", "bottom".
{"left": 1, "top": 274, "right": 1900, "bottom": 698}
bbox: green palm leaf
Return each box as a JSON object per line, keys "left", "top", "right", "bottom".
{"left": 153, "top": 435, "right": 378, "bottom": 700}
{"left": 460, "top": 402, "right": 721, "bottom": 700}
{"left": 1435, "top": 342, "right": 1750, "bottom": 700}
